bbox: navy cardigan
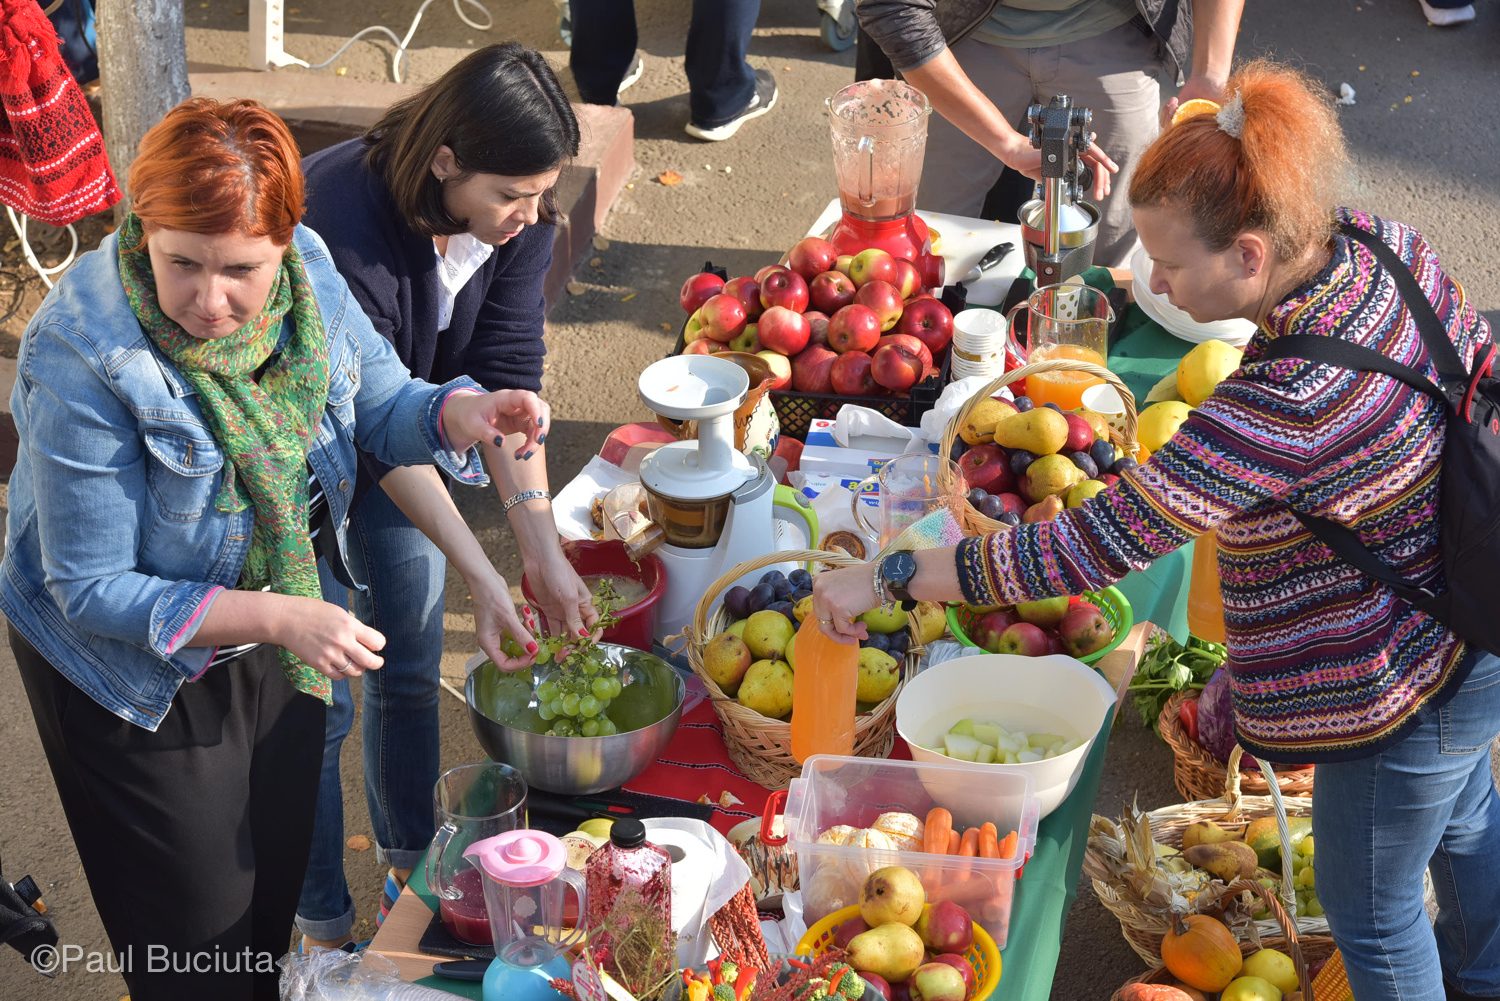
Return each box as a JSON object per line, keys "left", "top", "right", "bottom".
{"left": 302, "top": 138, "right": 551, "bottom": 492}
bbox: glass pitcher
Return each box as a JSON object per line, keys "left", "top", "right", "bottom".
{"left": 827, "top": 79, "right": 931, "bottom": 222}
{"left": 851, "top": 452, "right": 967, "bottom": 548}
{"left": 1006, "top": 283, "right": 1114, "bottom": 411}
{"left": 463, "top": 830, "right": 587, "bottom": 1001}
{"left": 425, "top": 762, "right": 528, "bottom": 945}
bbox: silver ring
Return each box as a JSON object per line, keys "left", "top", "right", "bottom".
{"left": 818, "top": 617, "right": 833, "bottom": 626}
{"left": 342, "top": 660, "right": 355, "bottom": 674}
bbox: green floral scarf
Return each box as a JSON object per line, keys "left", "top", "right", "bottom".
{"left": 118, "top": 213, "right": 333, "bottom": 702}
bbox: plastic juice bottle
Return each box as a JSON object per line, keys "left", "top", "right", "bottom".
{"left": 790, "top": 614, "right": 859, "bottom": 763}
{"left": 1187, "top": 531, "right": 1227, "bottom": 643}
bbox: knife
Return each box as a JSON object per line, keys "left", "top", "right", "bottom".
{"left": 958, "top": 241, "right": 1016, "bottom": 284}
{"left": 432, "top": 959, "right": 491, "bottom": 982}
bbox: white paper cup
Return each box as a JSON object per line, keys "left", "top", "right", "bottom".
{"left": 1080, "top": 382, "right": 1129, "bottom": 433}
{"left": 952, "top": 308, "right": 1006, "bottom": 354}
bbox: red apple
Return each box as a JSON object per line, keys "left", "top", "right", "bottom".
{"left": 830, "top": 350, "right": 879, "bottom": 395}
{"left": 1043, "top": 631, "right": 1067, "bottom": 656}
{"left": 804, "top": 309, "right": 830, "bottom": 348}
{"left": 755, "top": 263, "right": 789, "bottom": 285}
{"left": 860, "top": 973, "right": 893, "bottom": 1001}
{"left": 1063, "top": 413, "right": 1095, "bottom": 453}
{"left": 759, "top": 269, "right": 810, "bottom": 313}
{"left": 684, "top": 312, "right": 707, "bottom": 343}
{"left": 957, "top": 443, "right": 1014, "bottom": 494}
{"left": 917, "top": 900, "right": 975, "bottom": 953}
{"left": 827, "top": 304, "right": 882, "bottom": 354}
{"left": 909, "top": 962, "right": 967, "bottom": 1001}
{"left": 833, "top": 916, "right": 869, "bottom": 950}
{"left": 972, "top": 608, "right": 1020, "bottom": 652}
{"left": 1059, "top": 602, "right": 1113, "bottom": 658}
{"left": 930, "top": 955, "right": 979, "bottom": 1001}
{"left": 809, "top": 270, "right": 857, "bottom": 314}
{"left": 679, "top": 271, "right": 725, "bottom": 314}
{"left": 848, "top": 247, "right": 900, "bottom": 287}
{"left": 893, "top": 257, "right": 923, "bottom": 299}
{"left": 721, "top": 276, "right": 762, "bottom": 319}
{"left": 1100, "top": 472, "right": 1121, "bottom": 488}
{"left": 683, "top": 338, "right": 714, "bottom": 355}
{"left": 877, "top": 333, "right": 934, "bottom": 380}
{"left": 871, "top": 339, "right": 925, "bottom": 393}
{"left": 728, "top": 324, "right": 759, "bottom": 354}
{"left": 996, "top": 492, "right": 1027, "bottom": 518}
{"left": 835, "top": 254, "right": 856, "bottom": 277}
{"left": 755, "top": 350, "right": 792, "bottom": 391}
{"left": 787, "top": 236, "right": 840, "bottom": 281}
{"left": 854, "top": 280, "right": 904, "bottom": 332}
{"left": 895, "top": 296, "right": 955, "bottom": 355}
{"left": 791, "top": 345, "right": 838, "bottom": 394}
{"left": 698, "top": 293, "right": 747, "bottom": 342}
{"left": 757, "top": 306, "right": 811, "bottom": 355}
{"left": 995, "top": 621, "right": 1051, "bottom": 656}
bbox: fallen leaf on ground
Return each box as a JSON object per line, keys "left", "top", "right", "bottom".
{"left": 347, "top": 835, "right": 372, "bottom": 852}
{"left": 657, "top": 170, "right": 684, "bottom": 186}
{"left": 620, "top": 291, "right": 638, "bottom": 302}
{"left": 590, "top": 256, "right": 603, "bottom": 268}
{"left": 592, "top": 235, "right": 610, "bottom": 251}
{"left": 567, "top": 280, "right": 586, "bottom": 296}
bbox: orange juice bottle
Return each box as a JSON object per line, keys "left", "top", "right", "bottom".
{"left": 1027, "top": 342, "right": 1107, "bottom": 410}
{"left": 1187, "top": 531, "right": 1227, "bottom": 643}
{"left": 790, "top": 614, "right": 858, "bottom": 762}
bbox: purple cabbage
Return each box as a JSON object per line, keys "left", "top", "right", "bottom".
{"left": 1195, "top": 666, "right": 1238, "bottom": 764}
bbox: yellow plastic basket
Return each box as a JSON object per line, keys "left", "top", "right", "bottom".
{"left": 795, "top": 904, "right": 1002, "bottom": 1000}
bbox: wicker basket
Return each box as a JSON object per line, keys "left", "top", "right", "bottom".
{"left": 1083, "top": 747, "right": 1328, "bottom": 967}
{"left": 936, "top": 358, "right": 1140, "bottom": 535}
{"left": 681, "top": 550, "right": 918, "bottom": 790}
{"left": 1111, "top": 878, "right": 1334, "bottom": 1000}
{"left": 1159, "top": 691, "right": 1316, "bottom": 801}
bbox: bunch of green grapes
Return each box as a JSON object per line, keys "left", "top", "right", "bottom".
{"left": 530, "top": 578, "right": 624, "bottom": 738}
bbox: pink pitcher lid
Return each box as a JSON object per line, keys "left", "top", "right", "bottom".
{"left": 462, "top": 829, "right": 566, "bottom": 887}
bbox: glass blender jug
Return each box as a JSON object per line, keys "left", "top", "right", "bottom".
{"left": 463, "top": 830, "right": 587, "bottom": 1001}
{"left": 826, "top": 79, "right": 943, "bottom": 288}
{"left": 425, "top": 762, "right": 528, "bottom": 945}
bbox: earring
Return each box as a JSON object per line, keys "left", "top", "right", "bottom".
{"left": 1249, "top": 268, "right": 1258, "bottom": 276}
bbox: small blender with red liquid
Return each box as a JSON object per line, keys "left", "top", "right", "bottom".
{"left": 826, "top": 80, "right": 944, "bottom": 290}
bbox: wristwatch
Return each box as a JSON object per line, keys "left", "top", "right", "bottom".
{"left": 876, "top": 551, "right": 919, "bottom": 611}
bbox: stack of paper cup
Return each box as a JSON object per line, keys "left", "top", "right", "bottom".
{"left": 1081, "top": 382, "right": 1129, "bottom": 435}
{"left": 949, "top": 308, "right": 1007, "bottom": 382}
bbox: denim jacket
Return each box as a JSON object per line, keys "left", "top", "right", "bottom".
{"left": 0, "top": 225, "right": 488, "bottom": 731}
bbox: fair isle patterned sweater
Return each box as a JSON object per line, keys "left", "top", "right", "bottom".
{"left": 956, "top": 210, "right": 1492, "bottom": 762}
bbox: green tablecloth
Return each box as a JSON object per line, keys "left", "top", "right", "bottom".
{"left": 397, "top": 708, "right": 1118, "bottom": 1001}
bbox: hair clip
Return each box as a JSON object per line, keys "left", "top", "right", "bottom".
{"left": 1216, "top": 94, "right": 1246, "bottom": 140}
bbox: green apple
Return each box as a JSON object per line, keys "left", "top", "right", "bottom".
{"left": 1014, "top": 595, "right": 1069, "bottom": 629}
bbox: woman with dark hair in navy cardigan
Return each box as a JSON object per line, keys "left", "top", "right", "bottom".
{"left": 295, "top": 43, "right": 597, "bottom": 949}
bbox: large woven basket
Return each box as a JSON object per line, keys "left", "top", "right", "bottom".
{"left": 681, "top": 550, "right": 917, "bottom": 790}
{"left": 1111, "top": 878, "right": 1335, "bottom": 1000}
{"left": 1083, "top": 747, "right": 1328, "bottom": 966}
{"left": 1159, "top": 690, "right": 1316, "bottom": 801}
{"left": 936, "top": 357, "right": 1140, "bottom": 535}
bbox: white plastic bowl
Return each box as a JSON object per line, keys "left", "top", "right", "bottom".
{"left": 896, "top": 654, "right": 1118, "bottom": 818}
{"left": 1130, "top": 246, "right": 1256, "bottom": 348}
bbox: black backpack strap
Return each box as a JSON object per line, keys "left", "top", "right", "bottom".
{"left": 1259, "top": 334, "right": 1446, "bottom": 404}
{"left": 1338, "top": 221, "right": 1470, "bottom": 388}
{"left": 1288, "top": 509, "right": 1438, "bottom": 606}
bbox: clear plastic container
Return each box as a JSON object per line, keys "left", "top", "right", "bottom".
{"left": 784, "top": 755, "right": 1040, "bottom": 948}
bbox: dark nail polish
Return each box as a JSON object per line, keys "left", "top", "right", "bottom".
{"left": 493, "top": 435, "right": 504, "bottom": 446}
{"left": 537, "top": 417, "right": 545, "bottom": 427}
{"left": 522, "top": 451, "right": 534, "bottom": 461}
{"left": 537, "top": 434, "right": 547, "bottom": 445}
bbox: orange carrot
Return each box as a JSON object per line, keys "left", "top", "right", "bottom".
{"left": 924, "top": 808, "right": 954, "bottom": 855}
{"left": 997, "top": 830, "right": 1019, "bottom": 859}
{"left": 959, "top": 827, "right": 980, "bottom": 857}
{"left": 977, "top": 822, "right": 1000, "bottom": 859}
{"left": 947, "top": 829, "right": 961, "bottom": 854}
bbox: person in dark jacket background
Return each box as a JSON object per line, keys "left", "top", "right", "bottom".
{"left": 857, "top": 0, "right": 1243, "bottom": 267}
{"left": 295, "top": 43, "right": 597, "bottom": 949}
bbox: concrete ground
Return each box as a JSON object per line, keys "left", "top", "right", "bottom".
{"left": 3, "top": 1, "right": 1499, "bottom": 998}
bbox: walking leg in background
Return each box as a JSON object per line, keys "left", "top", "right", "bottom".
{"left": 569, "top": 0, "right": 638, "bottom": 105}
{"left": 683, "top": 0, "right": 775, "bottom": 140}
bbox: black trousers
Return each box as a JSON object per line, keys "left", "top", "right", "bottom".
{"left": 570, "top": 0, "right": 762, "bottom": 127}
{"left": 13, "top": 627, "right": 325, "bottom": 1001}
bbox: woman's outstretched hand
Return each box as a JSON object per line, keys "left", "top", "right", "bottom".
{"left": 442, "top": 389, "right": 550, "bottom": 459}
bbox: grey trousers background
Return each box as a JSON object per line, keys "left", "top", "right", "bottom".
{"left": 917, "top": 20, "right": 1168, "bottom": 268}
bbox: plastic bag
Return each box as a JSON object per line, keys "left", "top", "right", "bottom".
{"left": 279, "top": 948, "right": 458, "bottom": 1001}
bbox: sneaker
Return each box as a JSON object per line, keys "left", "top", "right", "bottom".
{"left": 685, "top": 69, "right": 778, "bottom": 142}
{"left": 558, "top": 1, "right": 572, "bottom": 47}
{"left": 618, "top": 55, "right": 645, "bottom": 96}
{"left": 1418, "top": 0, "right": 1475, "bottom": 24}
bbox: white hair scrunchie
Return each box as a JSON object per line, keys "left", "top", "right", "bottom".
{"left": 1216, "top": 93, "right": 1246, "bottom": 139}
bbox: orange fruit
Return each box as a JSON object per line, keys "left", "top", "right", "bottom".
{"left": 1171, "top": 98, "right": 1221, "bottom": 126}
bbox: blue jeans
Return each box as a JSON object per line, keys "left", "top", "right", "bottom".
{"left": 295, "top": 486, "right": 447, "bottom": 940}
{"left": 1313, "top": 650, "right": 1500, "bottom": 1001}
{"left": 570, "top": 0, "right": 762, "bottom": 127}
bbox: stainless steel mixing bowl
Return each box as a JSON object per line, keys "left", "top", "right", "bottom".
{"left": 465, "top": 643, "right": 685, "bottom": 794}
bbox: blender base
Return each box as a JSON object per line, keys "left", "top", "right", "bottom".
{"left": 482, "top": 952, "right": 573, "bottom": 1001}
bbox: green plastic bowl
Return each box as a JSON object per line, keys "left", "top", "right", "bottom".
{"left": 945, "top": 586, "right": 1134, "bottom": 665}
